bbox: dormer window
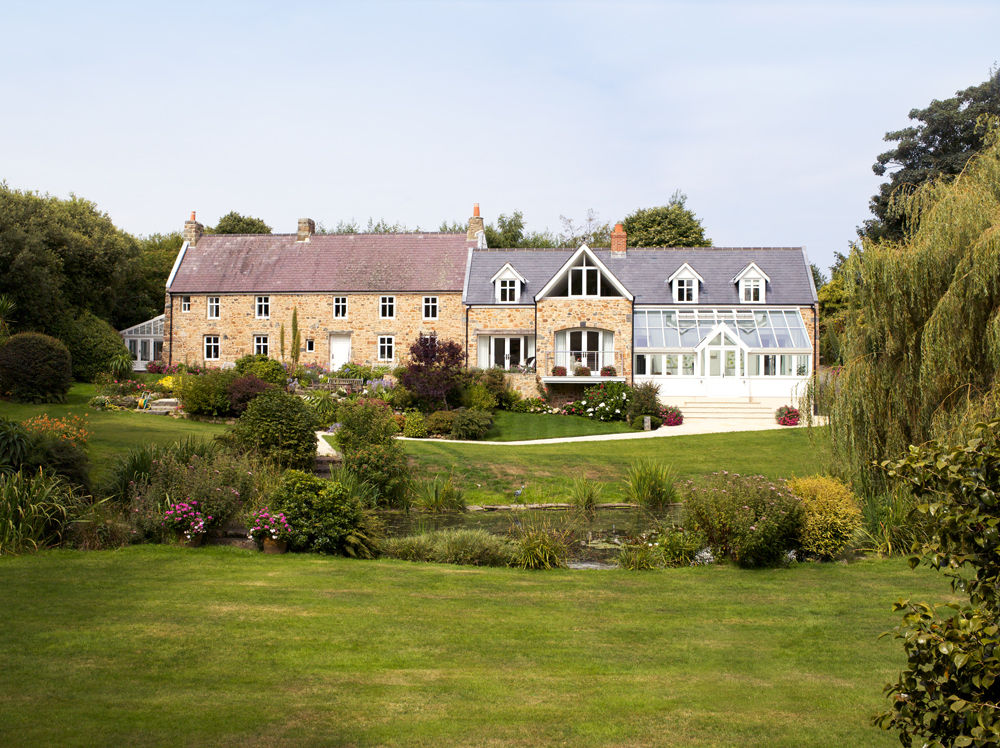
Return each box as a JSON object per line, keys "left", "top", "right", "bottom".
{"left": 667, "top": 262, "right": 703, "bottom": 304}
{"left": 491, "top": 263, "right": 527, "bottom": 304}
{"left": 732, "top": 262, "right": 770, "bottom": 304}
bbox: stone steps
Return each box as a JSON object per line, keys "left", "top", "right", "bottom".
{"left": 680, "top": 399, "right": 776, "bottom": 419}
{"left": 204, "top": 520, "right": 255, "bottom": 550}
{"left": 147, "top": 398, "right": 181, "bottom": 416}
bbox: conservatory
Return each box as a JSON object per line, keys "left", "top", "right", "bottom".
{"left": 632, "top": 309, "right": 813, "bottom": 400}
{"left": 119, "top": 315, "right": 164, "bottom": 372}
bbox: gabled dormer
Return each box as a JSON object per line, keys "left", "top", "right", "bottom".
{"left": 667, "top": 262, "right": 704, "bottom": 303}
{"left": 491, "top": 263, "right": 527, "bottom": 303}
{"left": 732, "top": 262, "right": 770, "bottom": 304}
{"left": 535, "top": 245, "right": 633, "bottom": 300}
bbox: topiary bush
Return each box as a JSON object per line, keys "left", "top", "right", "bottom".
{"left": 230, "top": 389, "right": 317, "bottom": 469}
{"left": 682, "top": 472, "right": 804, "bottom": 568}
{"left": 225, "top": 374, "right": 272, "bottom": 416}
{"left": 178, "top": 369, "right": 239, "bottom": 416}
{"left": 0, "top": 333, "right": 72, "bottom": 403}
{"left": 787, "top": 475, "right": 862, "bottom": 560}
{"left": 268, "top": 469, "right": 379, "bottom": 557}
{"left": 450, "top": 408, "right": 493, "bottom": 440}
{"left": 234, "top": 354, "right": 287, "bottom": 388}
{"left": 425, "top": 409, "right": 457, "bottom": 436}
{"left": 59, "top": 311, "right": 130, "bottom": 383}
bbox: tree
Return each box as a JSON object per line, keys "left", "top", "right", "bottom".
{"left": 400, "top": 336, "right": 465, "bottom": 409}
{"left": 621, "top": 192, "right": 711, "bottom": 247}
{"left": 213, "top": 211, "right": 271, "bottom": 234}
{"left": 483, "top": 211, "right": 558, "bottom": 248}
{"left": 559, "top": 209, "right": 612, "bottom": 248}
{"left": 115, "top": 232, "right": 182, "bottom": 328}
{"left": 829, "top": 126, "right": 1000, "bottom": 498}
{"left": 861, "top": 70, "right": 1000, "bottom": 242}
{"left": 810, "top": 263, "right": 827, "bottom": 291}
{"left": 290, "top": 308, "right": 301, "bottom": 366}
{"left": 0, "top": 294, "right": 15, "bottom": 343}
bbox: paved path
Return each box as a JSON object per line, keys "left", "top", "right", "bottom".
{"left": 318, "top": 416, "right": 825, "bottom": 451}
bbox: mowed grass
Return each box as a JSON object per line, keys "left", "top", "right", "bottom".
{"left": 404, "top": 427, "right": 827, "bottom": 503}
{"left": 0, "top": 384, "right": 226, "bottom": 480}
{"left": 484, "top": 410, "right": 634, "bottom": 441}
{"left": 0, "top": 547, "right": 949, "bottom": 746}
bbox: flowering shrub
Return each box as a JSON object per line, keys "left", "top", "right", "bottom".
{"left": 162, "top": 500, "right": 209, "bottom": 539}
{"left": 21, "top": 413, "right": 90, "bottom": 448}
{"left": 146, "top": 361, "right": 182, "bottom": 375}
{"left": 660, "top": 405, "right": 683, "bottom": 426}
{"left": 98, "top": 379, "right": 151, "bottom": 397}
{"left": 775, "top": 405, "right": 800, "bottom": 426}
{"left": 682, "top": 472, "right": 804, "bottom": 568}
{"left": 600, "top": 365, "right": 617, "bottom": 376}
{"left": 563, "top": 381, "right": 631, "bottom": 421}
{"left": 551, "top": 366, "right": 567, "bottom": 376}
{"left": 247, "top": 506, "right": 293, "bottom": 543}
{"left": 156, "top": 375, "right": 176, "bottom": 393}
{"left": 509, "top": 397, "right": 557, "bottom": 414}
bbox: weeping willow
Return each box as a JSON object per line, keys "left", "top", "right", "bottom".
{"left": 832, "top": 126, "right": 1000, "bottom": 498}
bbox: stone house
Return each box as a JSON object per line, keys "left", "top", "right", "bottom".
{"left": 164, "top": 207, "right": 818, "bottom": 406}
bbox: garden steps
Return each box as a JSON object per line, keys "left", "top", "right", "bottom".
{"left": 147, "top": 398, "right": 181, "bottom": 416}
{"left": 679, "top": 400, "right": 775, "bottom": 419}
{"left": 204, "top": 520, "right": 255, "bottom": 551}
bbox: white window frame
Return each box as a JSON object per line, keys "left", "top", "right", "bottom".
{"left": 380, "top": 296, "right": 395, "bottom": 319}
{"left": 377, "top": 335, "right": 395, "bottom": 362}
{"left": 568, "top": 256, "right": 601, "bottom": 297}
{"left": 333, "top": 296, "right": 348, "bottom": 318}
{"left": 674, "top": 278, "right": 695, "bottom": 303}
{"left": 741, "top": 278, "right": 764, "bottom": 303}
{"left": 253, "top": 335, "right": 269, "bottom": 357}
{"left": 498, "top": 279, "right": 517, "bottom": 303}
{"left": 207, "top": 296, "right": 220, "bottom": 319}
{"left": 423, "top": 296, "right": 438, "bottom": 321}
{"left": 255, "top": 296, "right": 270, "bottom": 319}
{"left": 181, "top": 296, "right": 191, "bottom": 313}
{"left": 305, "top": 338, "right": 314, "bottom": 353}
{"left": 204, "top": 335, "right": 220, "bottom": 361}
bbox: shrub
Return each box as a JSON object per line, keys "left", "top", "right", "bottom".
{"left": 0, "top": 332, "right": 72, "bottom": 403}
{"left": 22, "top": 434, "right": 91, "bottom": 491}
{"left": 225, "top": 374, "right": 272, "bottom": 416}
{"left": 402, "top": 411, "right": 428, "bottom": 438}
{"left": 230, "top": 389, "right": 317, "bottom": 469}
{"left": 268, "top": 470, "right": 378, "bottom": 557}
{"left": 551, "top": 365, "right": 567, "bottom": 376}
{"left": 787, "top": 475, "right": 862, "bottom": 560}
{"left": 660, "top": 405, "right": 683, "bottom": 426}
{"left": 342, "top": 442, "right": 409, "bottom": 507}
{"left": 162, "top": 500, "right": 208, "bottom": 539}
{"left": 21, "top": 413, "right": 89, "bottom": 448}
{"left": 234, "top": 354, "right": 287, "bottom": 388}
{"left": 425, "top": 410, "right": 458, "bottom": 436}
{"left": 101, "top": 442, "right": 161, "bottom": 503}
{"left": 66, "top": 500, "right": 132, "bottom": 550}
{"left": 0, "top": 418, "right": 29, "bottom": 471}
{"left": 305, "top": 389, "right": 340, "bottom": 428}
{"left": 569, "top": 476, "right": 602, "bottom": 517}
{"left": 60, "top": 311, "right": 129, "bottom": 382}
{"left": 682, "top": 472, "right": 804, "bottom": 568}
{"left": 400, "top": 336, "right": 466, "bottom": 409}
{"left": 508, "top": 524, "right": 570, "bottom": 569}
{"left": 775, "top": 404, "right": 800, "bottom": 426}
{"left": 380, "top": 528, "right": 513, "bottom": 566}
{"left": 145, "top": 360, "right": 172, "bottom": 374}
{"left": 628, "top": 381, "right": 661, "bottom": 422}
{"left": 334, "top": 398, "right": 398, "bottom": 455}
{"left": 624, "top": 459, "right": 677, "bottom": 515}
{"left": 616, "top": 526, "right": 703, "bottom": 569}
{"left": 617, "top": 541, "right": 663, "bottom": 570}
{"left": 178, "top": 369, "right": 240, "bottom": 416}
{"left": 379, "top": 533, "right": 438, "bottom": 562}
{"left": 855, "top": 486, "right": 932, "bottom": 557}
{"left": 450, "top": 408, "right": 493, "bottom": 440}
{"left": 509, "top": 397, "right": 552, "bottom": 414}
{"left": 0, "top": 470, "right": 80, "bottom": 554}
{"left": 569, "top": 381, "right": 631, "bottom": 421}
{"left": 412, "top": 474, "right": 465, "bottom": 512}
{"left": 461, "top": 382, "right": 498, "bottom": 411}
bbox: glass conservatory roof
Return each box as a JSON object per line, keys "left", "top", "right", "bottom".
{"left": 120, "top": 314, "right": 165, "bottom": 338}
{"left": 634, "top": 309, "right": 810, "bottom": 350}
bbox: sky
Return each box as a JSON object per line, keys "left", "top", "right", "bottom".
{"left": 1, "top": 1, "right": 998, "bottom": 275}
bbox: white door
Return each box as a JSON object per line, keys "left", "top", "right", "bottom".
{"left": 329, "top": 334, "right": 351, "bottom": 371}
{"left": 701, "top": 330, "right": 749, "bottom": 397}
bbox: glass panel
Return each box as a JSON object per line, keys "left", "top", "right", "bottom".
{"left": 587, "top": 331, "right": 600, "bottom": 352}
{"left": 682, "top": 354, "right": 695, "bottom": 376}
{"left": 493, "top": 339, "right": 505, "bottom": 368}
{"left": 747, "top": 355, "right": 760, "bottom": 376}
{"left": 140, "top": 339, "right": 150, "bottom": 361}
{"left": 509, "top": 338, "right": 521, "bottom": 367}
{"left": 664, "top": 354, "right": 678, "bottom": 375}
{"left": 635, "top": 355, "right": 647, "bottom": 375}
{"left": 153, "top": 341, "right": 163, "bottom": 360}
{"left": 796, "top": 355, "right": 809, "bottom": 376}
{"left": 709, "top": 333, "right": 722, "bottom": 347}
{"left": 570, "top": 331, "right": 581, "bottom": 351}
{"left": 709, "top": 350, "right": 721, "bottom": 376}
{"left": 724, "top": 350, "right": 736, "bottom": 376}
{"left": 780, "top": 355, "right": 794, "bottom": 376}
{"left": 586, "top": 268, "right": 599, "bottom": 296}
{"left": 763, "top": 355, "right": 776, "bottom": 375}
{"left": 127, "top": 339, "right": 137, "bottom": 359}
{"left": 647, "top": 327, "right": 664, "bottom": 347}
{"left": 650, "top": 354, "right": 663, "bottom": 375}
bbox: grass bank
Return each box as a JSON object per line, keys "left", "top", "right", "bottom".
{"left": 484, "top": 411, "right": 634, "bottom": 441}
{"left": 0, "top": 547, "right": 947, "bottom": 746}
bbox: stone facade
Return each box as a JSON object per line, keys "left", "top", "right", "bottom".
{"left": 799, "top": 305, "right": 819, "bottom": 371}
{"left": 535, "top": 297, "right": 633, "bottom": 379}
{"left": 167, "top": 291, "right": 464, "bottom": 368}
{"left": 466, "top": 305, "right": 535, "bottom": 368}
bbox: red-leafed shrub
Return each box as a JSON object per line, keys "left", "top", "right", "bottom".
{"left": 226, "top": 374, "right": 272, "bottom": 415}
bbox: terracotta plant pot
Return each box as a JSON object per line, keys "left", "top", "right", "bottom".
{"left": 262, "top": 538, "right": 288, "bottom": 554}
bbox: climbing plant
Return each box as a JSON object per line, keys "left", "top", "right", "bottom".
{"left": 830, "top": 125, "right": 1000, "bottom": 499}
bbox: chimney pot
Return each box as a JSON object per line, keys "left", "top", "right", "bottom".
{"left": 473, "top": 203, "right": 480, "bottom": 217}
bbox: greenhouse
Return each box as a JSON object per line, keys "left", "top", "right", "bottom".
{"left": 119, "top": 315, "right": 164, "bottom": 371}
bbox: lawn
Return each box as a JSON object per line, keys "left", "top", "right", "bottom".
{"left": 404, "top": 427, "right": 828, "bottom": 504}
{"left": 0, "top": 384, "right": 226, "bottom": 481}
{"left": 484, "top": 410, "right": 634, "bottom": 441}
{"left": 0, "top": 547, "right": 949, "bottom": 746}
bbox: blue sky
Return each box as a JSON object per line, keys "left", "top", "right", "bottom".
{"left": 1, "top": 1, "right": 997, "bottom": 273}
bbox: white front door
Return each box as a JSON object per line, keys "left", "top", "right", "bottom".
{"left": 700, "top": 329, "right": 749, "bottom": 397}
{"left": 329, "top": 334, "right": 351, "bottom": 371}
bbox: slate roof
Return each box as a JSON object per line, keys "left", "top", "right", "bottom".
{"left": 465, "top": 247, "right": 817, "bottom": 306}
{"left": 168, "top": 233, "right": 470, "bottom": 294}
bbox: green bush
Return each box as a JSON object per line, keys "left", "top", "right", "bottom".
{"left": 60, "top": 311, "right": 130, "bottom": 383}
{"left": 334, "top": 398, "right": 398, "bottom": 455}
{"left": 624, "top": 459, "right": 677, "bottom": 515}
{"left": 656, "top": 525, "right": 704, "bottom": 566}
{"left": 461, "top": 382, "right": 498, "bottom": 411}
{"left": 508, "top": 524, "right": 569, "bottom": 569}
{"left": 450, "top": 408, "right": 493, "bottom": 440}
{"left": 616, "top": 542, "right": 663, "bottom": 570}
{"left": 100, "top": 442, "right": 161, "bottom": 503}
{"left": 402, "top": 411, "right": 428, "bottom": 438}
{"left": 342, "top": 442, "right": 409, "bottom": 508}
{"left": 412, "top": 475, "right": 465, "bottom": 512}
{"left": 305, "top": 389, "right": 339, "bottom": 428}
{"left": 425, "top": 410, "right": 457, "bottom": 436}
{"left": 268, "top": 470, "right": 379, "bottom": 557}
{"left": 22, "top": 434, "right": 90, "bottom": 491}
{"left": 787, "top": 475, "right": 862, "bottom": 560}
{"left": 0, "top": 470, "right": 80, "bottom": 554}
{"left": 379, "top": 528, "right": 513, "bottom": 567}
{"left": 0, "top": 332, "right": 72, "bottom": 403}
{"left": 378, "top": 533, "right": 437, "bottom": 562}
{"left": 234, "top": 354, "right": 287, "bottom": 388}
{"left": 0, "top": 418, "right": 29, "bottom": 471}
{"left": 178, "top": 369, "right": 239, "bottom": 416}
{"left": 230, "top": 389, "right": 317, "bottom": 469}
{"left": 628, "top": 381, "right": 661, "bottom": 422}
{"left": 683, "top": 472, "right": 804, "bottom": 568}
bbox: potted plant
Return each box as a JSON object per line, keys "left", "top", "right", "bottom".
{"left": 163, "top": 500, "right": 209, "bottom": 546}
{"left": 659, "top": 405, "right": 684, "bottom": 426}
{"left": 551, "top": 365, "right": 567, "bottom": 376}
{"left": 600, "top": 365, "right": 617, "bottom": 376}
{"left": 247, "top": 506, "right": 293, "bottom": 554}
{"left": 775, "top": 405, "right": 800, "bottom": 426}
{"left": 574, "top": 365, "right": 592, "bottom": 377}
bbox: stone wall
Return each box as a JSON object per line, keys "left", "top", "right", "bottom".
{"left": 504, "top": 372, "right": 542, "bottom": 399}
{"left": 535, "top": 297, "right": 633, "bottom": 379}
{"left": 799, "top": 305, "right": 820, "bottom": 371}
{"left": 466, "top": 305, "right": 535, "bottom": 367}
{"left": 167, "top": 292, "right": 465, "bottom": 368}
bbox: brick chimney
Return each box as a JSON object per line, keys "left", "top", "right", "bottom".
{"left": 466, "top": 203, "right": 485, "bottom": 242}
{"left": 297, "top": 218, "right": 316, "bottom": 242}
{"left": 183, "top": 211, "right": 203, "bottom": 246}
{"left": 611, "top": 222, "right": 627, "bottom": 256}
